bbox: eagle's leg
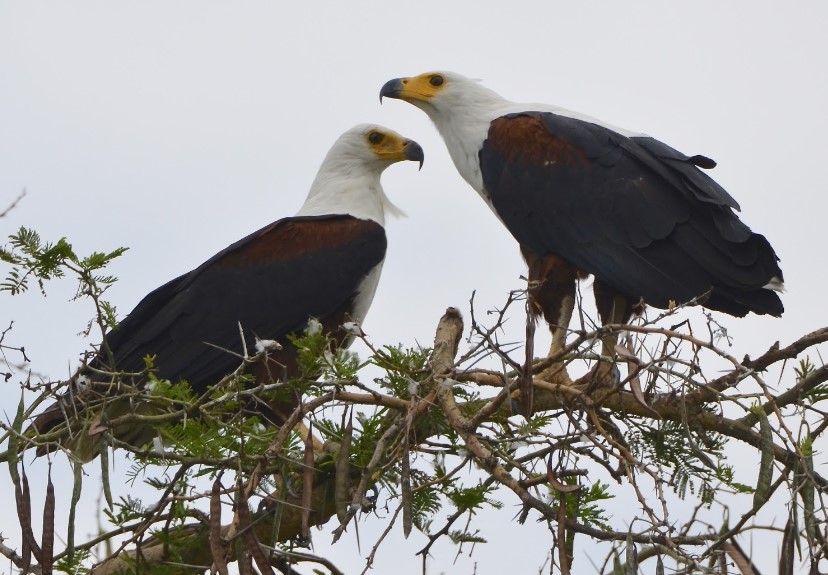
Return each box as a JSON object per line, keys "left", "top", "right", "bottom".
{"left": 521, "top": 250, "right": 579, "bottom": 392}
{"left": 586, "top": 279, "right": 636, "bottom": 390}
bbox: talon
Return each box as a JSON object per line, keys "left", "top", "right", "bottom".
{"left": 537, "top": 364, "right": 574, "bottom": 387}
{"left": 608, "top": 364, "right": 621, "bottom": 387}
{"left": 577, "top": 361, "right": 620, "bottom": 395}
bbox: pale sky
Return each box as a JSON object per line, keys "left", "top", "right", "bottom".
{"left": 1, "top": 2, "right": 827, "bottom": 573}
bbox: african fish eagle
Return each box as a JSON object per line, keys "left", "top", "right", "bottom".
{"left": 381, "top": 71, "right": 783, "bottom": 410}
{"left": 32, "top": 124, "right": 423, "bottom": 461}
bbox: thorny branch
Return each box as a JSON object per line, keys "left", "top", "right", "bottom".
{"left": 1, "top": 297, "right": 827, "bottom": 573}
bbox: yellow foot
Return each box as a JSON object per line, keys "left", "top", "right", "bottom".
{"left": 537, "top": 363, "right": 574, "bottom": 387}
{"left": 575, "top": 361, "right": 620, "bottom": 397}
{"left": 510, "top": 362, "right": 575, "bottom": 417}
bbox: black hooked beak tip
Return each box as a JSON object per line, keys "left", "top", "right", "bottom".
{"left": 379, "top": 78, "right": 404, "bottom": 104}
{"left": 404, "top": 140, "right": 424, "bottom": 170}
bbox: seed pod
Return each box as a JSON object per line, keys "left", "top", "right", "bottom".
{"left": 209, "top": 477, "right": 229, "bottom": 575}
{"left": 753, "top": 407, "right": 773, "bottom": 509}
{"left": 41, "top": 468, "right": 55, "bottom": 575}
{"left": 335, "top": 414, "right": 353, "bottom": 525}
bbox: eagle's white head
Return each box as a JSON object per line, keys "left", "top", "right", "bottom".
{"left": 380, "top": 72, "right": 504, "bottom": 115}
{"left": 297, "top": 124, "right": 423, "bottom": 225}
{"left": 380, "top": 72, "right": 516, "bottom": 197}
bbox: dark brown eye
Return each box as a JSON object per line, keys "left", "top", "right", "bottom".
{"left": 429, "top": 75, "right": 444, "bottom": 87}
{"left": 368, "top": 132, "right": 384, "bottom": 144}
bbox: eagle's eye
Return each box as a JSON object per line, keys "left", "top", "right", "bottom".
{"left": 429, "top": 75, "right": 444, "bottom": 87}
{"left": 368, "top": 132, "right": 384, "bottom": 144}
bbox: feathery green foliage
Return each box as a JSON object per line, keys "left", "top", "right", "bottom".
{"left": 3, "top": 221, "right": 828, "bottom": 575}
{"left": 628, "top": 418, "right": 733, "bottom": 505}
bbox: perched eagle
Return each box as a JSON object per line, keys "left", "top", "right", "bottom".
{"left": 381, "top": 71, "right": 782, "bottom": 409}
{"left": 32, "top": 124, "right": 423, "bottom": 461}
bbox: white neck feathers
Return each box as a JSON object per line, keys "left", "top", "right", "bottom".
{"left": 294, "top": 128, "right": 405, "bottom": 226}
{"left": 296, "top": 162, "right": 401, "bottom": 227}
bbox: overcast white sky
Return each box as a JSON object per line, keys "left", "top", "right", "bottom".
{"left": 2, "top": 2, "right": 827, "bottom": 573}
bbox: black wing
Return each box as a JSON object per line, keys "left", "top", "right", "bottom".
{"left": 100, "top": 215, "right": 386, "bottom": 390}
{"left": 479, "top": 112, "right": 783, "bottom": 317}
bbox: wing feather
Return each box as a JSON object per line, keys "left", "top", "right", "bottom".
{"left": 99, "top": 215, "right": 386, "bottom": 390}
{"left": 480, "top": 112, "right": 783, "bottom": 316}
